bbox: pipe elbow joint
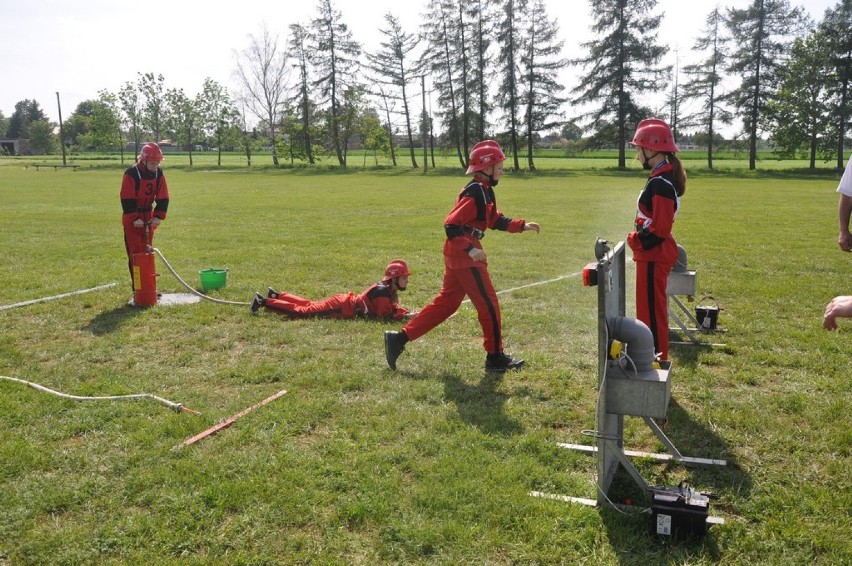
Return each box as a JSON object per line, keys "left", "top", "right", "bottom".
{"left": 607, "top": 316, "right": 656, "bottom": 372}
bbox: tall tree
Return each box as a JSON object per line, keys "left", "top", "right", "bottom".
{"left": 518, "top": 0, "right": 567, "bottom": 171}
{"left": 26, "top": 119, "right": 57, "bottom": 154}
{"left": 767, "top": 33, "right": 833, "bottom": 168}
{"left": 571, "top": 0, "right": 669, "bottom": 168}
{"left": 165, "top": 87, "right": 198, "bottom": 164}
{"left": 666, "top": 51, "right": 681, "bottom": 141}
{"left": 454, "top": 0, "right": 473, "bottom": 159}
{"left": 280, "top": 109, "right": 312, "bottom": 164}
{"left": 421, "top": 0, "right": 467, "bottom": 167}
{"left": 63, "top": 101, "right": 99, "bottom": 147}
{"left": 495, "top": 0, "right": 526, "bottom": 172}
{"left": 92, "top": 91, "right": 124, "bottom": 156}
{"left": 138, "top": 72, "right": 167, "bottom": 142}
{"left": 681, "top": 6, "right": 732, "bottom": 169}
{"left": 338, "top": 84, "right": 369, "bottom": 165}
{"left": 359, "top": 107, "right": 392, "bottom": 167}
{"left": 310, "top": 0, "right": 362, "bottom": 167}
{"left": 373, "top": 84, "right": 399, "bottom": 166}
{"left": 0, "top": 110, "right": 8, "bottom": 138}
{"left": 365, "top": 13, "right": 422, "bottom": 168}
{"left": 463, "top": 0, "right": 493, "bottom": 143}
{"left": 288, "top": 23, "right": 316, "bottom": 165}
{"left": 725, "top": 0, "right": 809, "bottom": 170}
{"left": 7, "top": 99, "right": 47, "bottom": 139}
{"left": 235, "top": 25, "right": 290, "bottom": 167}
{"left": 237, "top": 106, "right": 257, "bottom": 167}
{"left": 118, "top": 81, "right": 144, "bottom": 155}
{"left": 819, "top": 0, "right": 852, "bottom": 169}
{"left": 197, "top": 78, "right": 237, "bottom": 166}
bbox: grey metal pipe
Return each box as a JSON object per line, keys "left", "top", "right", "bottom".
{"left": 673, "top": 244, "right": 688, "bottom": 272}
{"left": 607, "top": 316, "right": 656, "bottom": 372}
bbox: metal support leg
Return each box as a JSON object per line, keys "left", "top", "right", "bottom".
{"left": 644, "top": 416, "right": 684, "bottom": 458}
{"left": 669, "top": 295, "right": 726, "bottom": 347}
{"left": 669, "top": 295, "right": 701, "bottom": 344}
{"left": 604, "top": 438, "right": 650, "bottom": 491}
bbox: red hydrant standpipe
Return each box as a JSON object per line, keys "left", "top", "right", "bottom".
{"left": 132, "top": 222, "right": 159, "bottom": 306}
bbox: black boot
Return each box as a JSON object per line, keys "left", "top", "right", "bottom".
{"left": 384, "top": 331, "right": 408, "bottom": 370}
{"left": 485, "top": 352, "right": 525, "bottom": 372}
{"left": 250, "top": 292, "right": 265, "bottom": 314}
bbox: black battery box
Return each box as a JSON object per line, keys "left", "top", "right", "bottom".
{"left": 649, "top": 484, "right": 710, "bottom": 537}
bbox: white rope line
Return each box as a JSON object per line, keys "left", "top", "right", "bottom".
{"left": 0, "top": 374, "right": 199, "bottom": 414}
{"left": 152, "top": 248, "right": 250, "bottom": 306}
{"left": 0, "top": 282, "right": 118, "bottom": 312}
{"left": 461, "top": 271, "right": 582, "bottom": 306}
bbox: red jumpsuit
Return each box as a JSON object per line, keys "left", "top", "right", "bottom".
{"left": 264, "top": 282, "right": 410, "bottom": 320}
{"left": 627, "top": 162, "right": 679, "bottom": 360}
{"left": 120, "top": 163, "right": 169, "bottom": 289}
{"left": 402, "top": 179, "right": 526, "bottom": 355}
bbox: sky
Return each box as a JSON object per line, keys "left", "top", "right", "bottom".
{"left": 0, "top": 0, "right": 838, "bottom": 136}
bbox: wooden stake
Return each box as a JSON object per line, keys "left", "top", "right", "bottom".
{"left": 173, "top": 389, "right": 288, "bottom": 450}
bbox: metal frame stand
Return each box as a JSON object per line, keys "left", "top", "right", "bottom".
{"left": 531, "top": 240, "right": 726, "bottom": 514}
{"left": 668, "top": 269, "right": 726, "bottom": 347}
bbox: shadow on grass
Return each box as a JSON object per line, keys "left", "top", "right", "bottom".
{"left": 82, "top": 305, "right": 145, "bottom": 335}
{"left": 439, "top": 371, "right": 524, "bottom": 437}
{"left": 669, "top": 326, "right": 735, "bottom": 370}
{"left": 594, "top": 398, "right": 750, "bottom": 563}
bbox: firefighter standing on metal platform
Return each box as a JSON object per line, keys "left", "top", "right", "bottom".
{"left": 627, "top": 119, "right": 687, "bottom": 360}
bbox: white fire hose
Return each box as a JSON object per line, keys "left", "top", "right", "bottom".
{"left": 0, "top": 374, "right": 200, "bottom": 415}
{"left": 151, "top": 247, "right": 249, "bottom": 306}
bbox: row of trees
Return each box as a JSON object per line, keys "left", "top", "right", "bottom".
{"left": 575, "top": 0, "right": 851, "bottom": 170}
{"left": 0, "top": 79, "right": 250, "bottom": 165}
{"left": 679, "top": 0, "right": 852, "bottom": 170}
{"left": 2, "top": 0, "right": 850, "bottom": 171}
{"left": 0, "top": 0, "right": 570, "bottom": 170}
{"left": 230, "top": 0, "right": 571, "bottom": 170}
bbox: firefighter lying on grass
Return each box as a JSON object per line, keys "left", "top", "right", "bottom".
{"left": 250, "top": 260, "right": 416, "bottom": 321}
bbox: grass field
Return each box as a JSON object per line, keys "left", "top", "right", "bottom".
{"left": 0, "top": 159, "right": 850, "bottom": 564}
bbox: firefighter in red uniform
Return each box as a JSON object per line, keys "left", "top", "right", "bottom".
{"left": 384, "top": 140, "right": 540, "bottom": 372}
{"left": 250, "top": 260, "right": 415, "bottom": 320}
{"left": 626, "top": 119, "right": 687, "bottom": 361}
{"left": 120, "top": 142, "right": 170, "bottom": 290}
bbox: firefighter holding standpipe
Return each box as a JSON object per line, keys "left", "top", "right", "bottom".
{"left": 120, "top": 142, "right": 170, "bottom": 292}
{"left": 626, "top": 119, "right": 687, "bottom": 361}
{"left": 384, "top": 140, "right": 540, "bottom": 373}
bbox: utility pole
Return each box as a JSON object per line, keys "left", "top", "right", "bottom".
{"left": 56, "top": 92, "right": 67, "bottom": 165}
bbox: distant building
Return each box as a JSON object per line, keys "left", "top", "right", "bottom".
{"left": 0, "top": 138, "right": 32, "bottom": 156}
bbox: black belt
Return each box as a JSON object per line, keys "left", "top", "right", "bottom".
{"left": 354, "top": 298, "right": 367, "bottom": 317}
{"left": 463, "top": 226, "right": 485, "bottom": 240}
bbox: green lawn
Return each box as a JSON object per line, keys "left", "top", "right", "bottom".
{"left": 0, "top": 161, "right": 849, "bottom": 564}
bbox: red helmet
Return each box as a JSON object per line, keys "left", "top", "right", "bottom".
{"left": 631, "top": 119, "right": 679, "bottom": 153}
{"left": 465, "top": 140, "right": 506, "bottom": 174}
{"left": 384, "top": 259, "right": 410, "bottom": 279}
{"left": 139, "top": 142, "right": 164, "bottom": 162}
